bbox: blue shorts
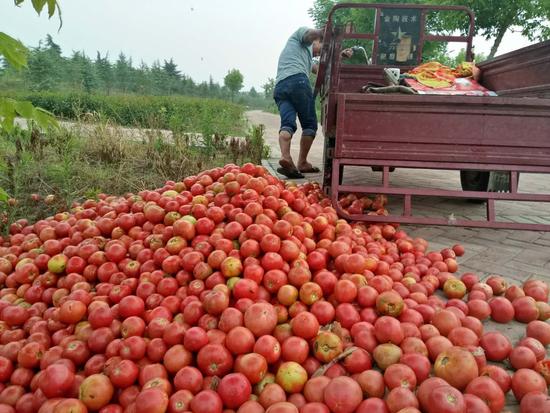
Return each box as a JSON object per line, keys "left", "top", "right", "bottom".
{"left": 273, "top": 74, "right": 317, "bottom": 137}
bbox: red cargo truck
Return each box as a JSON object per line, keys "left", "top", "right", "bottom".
{"left": 316, "top": 3, "right": 550, "bottom": 231}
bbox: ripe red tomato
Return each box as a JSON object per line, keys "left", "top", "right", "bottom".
{"left": 244, "top": 303, "right": 277, "bottom": 337}
{"left": 281, "top": 336, "right": 309, "bottom": 364}
{"left": 383, "top": 363, "right": 417, "bottom": 390}
{"left": 489, "top": 297, "right": 514, "bottom": 323}
{"left": 134, "top": 388, "right": 169, "bottom": 413}
{"left": 253, "top": 335, "right": 281, "bottom": 364}
{"left": 434, "top": 346, "right": 478, "bottom": 390}
{"left": 225, "top": 326, "right": 255, "bottom": 355}
{"left": 196, "top": 344, "right": 233, "bottom": 377}
{"left": 511, "top": 369, "right": 547, "bottom": 401}
{"left": 323, "top": 376, "right": 362, "bottom": 413}
{"left": 108, "top": 359, "right": 139, "bottom": 389}
{"left": 189, "top": 389, "right": 223, "bottom": 413}
{"left": 290, "top": 311, "right": 319, "bottom": 340}
{"left": 509, "top": 346, "right": 537, "bottom": 370}
{"left": 79, "top": 374, "right": 114, "bottom": 411}
{"left": 39, "top": 363, "right": 75, "bottom": 398}
{"left": 520, "top": 391, "right": 550, "bottom": 413}
{"left": 385, "top": 387, "right": 419, "bottom": 413}
{"left": 479, "top": 332, "right": 512, "bottom": 361}
{"left": 217, "top": 372, "right": 252, "bottom": 408}
{"left": 526, "top": 320, "right": 550, "bottom": 346}
{"left": 426, "top": 385, "right": 465, "bottom": 413}
{"left": 400, "top": 353, "right": 431, "bottom": 383}
{"left": 465, "top": 376, "right": 505, "bottom": 413}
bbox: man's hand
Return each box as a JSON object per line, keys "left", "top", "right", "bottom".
{"left": 312, "top": 63, "right": 319, "bottom": 74}
{"left": 341, "top": 48, "right": 354, "bottom": 59}
{"left": 303, "top": 28, "right": 324, "bottom": 45}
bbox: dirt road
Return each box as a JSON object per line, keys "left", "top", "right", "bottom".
{"left": 245, "top": 110, "right": 325, "bottom": 167}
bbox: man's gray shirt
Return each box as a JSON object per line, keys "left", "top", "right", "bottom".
{"left": 275, "top": 27, "right": 313, "bottom": 85}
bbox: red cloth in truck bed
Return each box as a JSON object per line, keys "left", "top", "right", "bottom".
{"left": 404, "top": 77, "right": 497, "bottom": 96}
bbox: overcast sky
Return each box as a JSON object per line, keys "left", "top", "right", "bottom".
{"left": 2, "top": 0, "right": 535, "bottom": 90}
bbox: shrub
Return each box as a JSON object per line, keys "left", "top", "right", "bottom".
{"left": 6, "top": 92, "right": 245, "bottom": 136}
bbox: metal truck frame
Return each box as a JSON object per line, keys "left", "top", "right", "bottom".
{"left": 317, "top": 3, "right": 550, "bottom": 231}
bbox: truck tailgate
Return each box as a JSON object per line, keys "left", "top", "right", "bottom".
{"left": 336, "top": 94, "right": 550, "bottom": 169}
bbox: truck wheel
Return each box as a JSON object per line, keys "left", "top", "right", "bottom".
{"left": 460, "top": 171, "right": 490, "bottom": 191}
{"left": 460, "top": 171, "right": 490, "bottom": 203}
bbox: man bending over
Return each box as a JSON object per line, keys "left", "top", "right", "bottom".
{"left": 273, "top": 27, "right": 324, "bottom": 179}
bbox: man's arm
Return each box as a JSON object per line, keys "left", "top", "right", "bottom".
{"left": 302, "top": 28, "right": 324, "bottom": 45}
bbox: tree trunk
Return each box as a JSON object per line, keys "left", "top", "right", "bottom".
{"left": 488, "top": 25, "right": 509, "bottom": 59}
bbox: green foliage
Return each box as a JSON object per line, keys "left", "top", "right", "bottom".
{"left": 15, "top": 0, "right": 60, "bottom": 19}
{"left": 0, "top": 97, "right": 58, "bottom": 132}
{"left": 26, "top": 46, "right": 59, "bottom": 91}
{"left": 309, "top": 0, "right": 451, "bottom": 63}
{"left": 248, "top": 87, "right": 259, "bottom": 98}
{"left": 0, "top": 187, "right": 8, "bottom": 203}
{"left": 262, "top": 78, "right": 275, "bottom": 99}
{"left": 309, "top": 0, "right": 550, "bottom": 61}
{"left": 224, "top": 69, "right": 244, "bottom": 101}
{"left": 245, "top": 124, "right": 270, "bottom": 163}
{"left": 425, "top": 0, "right": 550, "bottom": 58}
{"left": 0, "top": 37, "right": 274, "bottom": 109}
{"left": 0, "top": 0, "right": 59, "bottom": 134}
{"left": 95, "top": 52, "right": 113, "bottom": 93}
{"left": 8, "top": 91, "right": 245, "bottom": 136}
{"left": 0, "top": 33, "right": 28, "bottom": 70}
{"left": 258, "top": 78, "right": 277, "bottom": 113}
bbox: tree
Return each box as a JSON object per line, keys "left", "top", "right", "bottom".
{"left": 249, "top": 86, "right": 259, "bottom": 98}
{"left": 149, "top": 60, "right": 167, "bottom": 95}
{"left": 45, "top": 34, "right": 62, "bottom": 57}
{"left": 262, "top": 78, "right": 275, "bottom": 99}
{"left": 115, "top": 52, "right": 133, "bottom": 93}
{"left": 95, "top": 52, "right": 113, "bottom": 94}
{"left": 310, "top": 0, "right": 550, "bottom": 60}
{"left": 1, "top": 4, "right": 253, "bottom": 102}
{"left": 181, "top": 75, "right": 196, "bottom": 96}
{"left": 208, "top": 75, "right": 221, "bottom": 98}
{"left": 197, "top": 81, "right": 209, "bottom": 97}
{"left": 163, "top": 58, "right": 180, "bottom": 79}
{"left": 309, "top": 0, "right": 420, "bottom": 32}
{"left": 427, "top": 0, "right": 550, "bottom": 58}
{"left": 224, "top": 69, "right": 244, "bottom": 101}
{"left": 308, "top": 0, "right": 448, "bottom": 62}
{"left": 80, "top": 54, "right": 97, "bottom": 93}
{"left": 133, "top": 60, "right": 152, "bottom": 94}
{"left": 162, "top": 58, "right": 181, "bottom": 94}
{"left": 25, "top": 47, "right": 58, "bottom": 91}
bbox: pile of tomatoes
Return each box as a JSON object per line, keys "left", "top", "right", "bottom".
{"left": 0, "top": 162, "right": 548, "bottom": 413}
{"left": 337, "top": 194, "right": 388, "bottom": 216}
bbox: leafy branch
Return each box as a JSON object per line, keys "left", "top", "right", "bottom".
{"left": 14, "top": 0, "right": 63, "bottom": 30}
{"left": 0, "top": 98, "right": 58, "bottom": 132}
{"left": 0, "top": 0, "right": 62, "bottom": 132}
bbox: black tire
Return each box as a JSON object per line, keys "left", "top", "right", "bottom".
{"left": 460, "top": 171, "right": 490, "bottom": 191}
{"left": 460, "top": 171, "right": 490, "bottom": 203}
